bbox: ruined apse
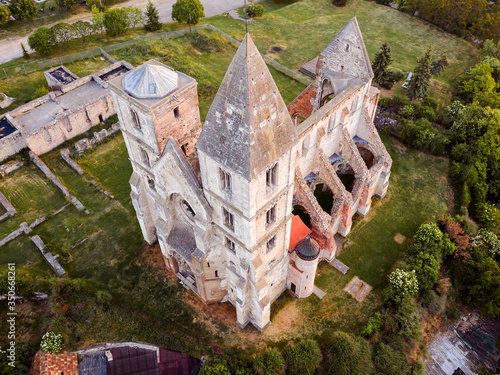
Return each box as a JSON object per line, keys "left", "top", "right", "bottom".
{"left": 109, "top": 17, "right": 392, "bottom": 332}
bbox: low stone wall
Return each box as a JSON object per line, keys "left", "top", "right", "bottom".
{"left": 0, "top": 131, "right": 27, "bottom": 163}
{"left": 0, "top": 191, "right": 17, "bottom": 222}
{"left": 61, "top": 149, "right": 84, "bottom": 174}
{"left": 74, "top": 123, "right": 120, "bottom": 155}
{"left": 0, "top": 160, "right": 23, "bottom": 176}
{"left": 31, "top": 235, "right": 66, "bottom": 276}
{"left": 30, "top": 151, "right": 85, "bottom": 211}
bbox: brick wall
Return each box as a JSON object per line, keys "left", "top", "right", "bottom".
{"left": 29, "top": 351, "right": 78, "bottom": 375}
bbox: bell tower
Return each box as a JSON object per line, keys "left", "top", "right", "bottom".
{"left": 197, "top": 34, "right": 299, "bottom": 331}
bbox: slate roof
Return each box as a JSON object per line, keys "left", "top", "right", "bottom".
{"left": 197, "top": 33, "right": 298, "bottom": 180}
{"left": 320, "top": 17, "right": 374, "bottom": 81}
{"left": 295, "top": 238, "right": 320, "bottom": 261}
{"left": 124, "top": 63, "right": 179, "bottom": 99}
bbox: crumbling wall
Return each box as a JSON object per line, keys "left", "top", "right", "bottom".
{"left": 0, "top": 131, "right": 27, "bottom": 162}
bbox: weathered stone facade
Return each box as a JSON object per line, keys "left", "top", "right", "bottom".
{"left": 111, "top": 18, "right": 392, "bottom": 331}
{"left": 0, "top": 61, "right": 133, "bottom": 162}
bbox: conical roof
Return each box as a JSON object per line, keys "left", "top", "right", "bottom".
{"left": 295, "top": 238, "right": 320, "bottom": 261}
{"left": 196, "top": 34, "right": 298, "bottom": 180}
{"left": 319, "top": 17, "right": 373, "bottom": 81}
{"left": 124, "top": 63, "right": 179, "bottom": 99}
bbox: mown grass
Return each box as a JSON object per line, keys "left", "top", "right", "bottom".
{"left": 207, "top": 0, "right": 478, "bottom": 103}
{"left": 337, "top": 134, "right": 449, "bottom": 290}
{"left": 0, "top": 58, "right": 109, "bottom": 115}
{"left": 109, "top": 31, "right": 306, "bottom": 120}
{"left": 0, "top": 163, "right": 67, "bottom": 239}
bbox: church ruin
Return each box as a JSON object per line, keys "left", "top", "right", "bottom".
{"left": 109, "top": 17, "right": 392, "bottom": 331}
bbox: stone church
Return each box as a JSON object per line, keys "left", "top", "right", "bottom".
{"left": 109, "top": 17, "right": 392, "bottom": 331}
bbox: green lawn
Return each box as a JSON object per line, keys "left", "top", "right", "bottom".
{"left": 109, "top": 31, "right": 306, "bottom": 120}
{"left": 0, "top": 163, "right": 67, "bottom": 239}
{"left": 337, "top": 134, "right": 449, "bottom": 290}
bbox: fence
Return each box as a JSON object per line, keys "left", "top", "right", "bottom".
{"left": 0, "top": 24, "right": 312, "bottom": 87}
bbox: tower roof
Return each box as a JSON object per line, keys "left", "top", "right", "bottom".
{"left": 295, "top": 238, "right": 320, "bottom": 261}
{"left": 319, "top": 17, "right": 373, "bottom": 81}
{"left": 196, "top": 34, "right": 298, "bottom": 180}
{"left": 124, "top": 62, "right": 179, "bottom": 99}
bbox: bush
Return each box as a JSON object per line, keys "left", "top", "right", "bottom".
{"left": 245, "top": 4, "right": 265, "bottom": 17}
{"left": 421, "top": 289, "right": 446, "bottom": 314}
{"left": 399, "top": 104, "right": 415, "bottom": 118}
{"left": 103, "top": 8, "right": 128, "bottom": 36}
{"left": 28, "top": 27, "right": 55, "bottom": 57}
{"left": 283, "top": 339, "right": 322, "bottom": 375}
{"left": 388, "top": 269, "right": 419, "bottom": 298}
{"left": 361, "top": 312, "right": 383, "bottom": 337}
{"left": 378, "top": 96, "right": 391, "bottom": 107}
{"left": 40, "top": 332, "right": 63, "bottom": 354}
{"left": 324, "top": 332, "right": 373, "bottom": 375}
{"left": 332, "top": 0, "right": 348, "bottom": 6}
{"left": 199, "top": 357, "right": 231, "bottom": 375}
{"left": 422, "top": 96, "right": 438, "bottom": 109}
{"left": 380, "top": 69, "right": 405, "bottom": 89}
{"left": 474, "top": 202, "right": 500, "bottom": 231}
{"left": 373, "top": 342, "right": 408, "bottom": 374}
{"left": 253, "top": 348, "right": 285, "bottom": 375}
{"left": 31, "top": 86, "right": 49, "bottom": 100}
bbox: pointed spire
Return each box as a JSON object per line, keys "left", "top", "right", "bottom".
{"left": 197, "top": 34, "right": 298, "bottom": 180}
{"left": 319, "top": 17, "right": 374, "bottom": 81}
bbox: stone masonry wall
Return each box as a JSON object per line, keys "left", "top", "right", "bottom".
{"left": 29, "top": 352, "right": 78, "bottom": 375}
{"left": 0, "top": 131, "right": 27, "bottom": 162}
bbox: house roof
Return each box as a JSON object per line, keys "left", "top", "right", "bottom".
{"left": 289, "top": 215, "right": 311, "bottom": 251}
{"left": 196, "top": 33, "right": 298, "bottom": 180}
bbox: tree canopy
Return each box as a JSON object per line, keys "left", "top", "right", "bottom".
{"left": 144, "top": 0, "right": 161, "bottom": 31}
{"left": 8, "top": 0, "right": 37, "bottom": 20}
{"left": 172, "top": 0, "right": 205, "bottom": 31}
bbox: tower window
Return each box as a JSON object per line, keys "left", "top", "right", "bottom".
{"left": 346, "top": 44, "right": 350, "bottom": 52}
{"left": 341, "top": 66, "right": 345, "bottom": 73}
{"left": 174, "top": 107, "right": 180, "bottom": 119}
{"left": 266, "top": 205, "right": 277, "bottom": 225}
{"left": 225, "top": 237, "right": 235, "bottom": 253}
{"left": 219, "top": 168, "right": 232, "bottom": 193}
{"left": 140, "top": 148, "right": 150, "bottom": 167}
{"left": 266, "top": 163, "right": 278, "bottom": 187}
{"left": 207, "top": 262, "right": 210, "bottom": 267}
{"left": 131, "top": 109, "right": 141, "bottom": 129}
{"left": 215, "top": 270, "right": 218, "bottom": 277}
{"left": 147, "top": 176, "right": 155, "bottom": 191}
{"left": 267, "top": 235, "right": 276, "bottom": 252}
{"left": 223, "top": 207, "right": 234, "bottom": 230}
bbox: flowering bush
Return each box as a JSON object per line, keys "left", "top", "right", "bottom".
{"left": 471, "top": 229, "right": 500, "bottom": 256}
{"left": 40, "top": 332, "right": 63, "bottom": 354}
{"left": 388, "top": 269, "right": 418, "bottom": 298}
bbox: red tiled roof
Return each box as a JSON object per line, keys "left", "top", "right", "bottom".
{"left": 289, "top": 216, "right": 311, "bottom": 251}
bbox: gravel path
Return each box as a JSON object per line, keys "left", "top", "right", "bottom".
{"left": 0, "top": 0, "right": 249, "bottom": 64}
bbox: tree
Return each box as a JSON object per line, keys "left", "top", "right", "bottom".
{"left": 21, "top": 43, "right": 29, "bottom": 59}
{"left": 467, "top": 256, "right": 500, "bottom": 317}
{"left": 50, "top": 22, "right": 75, "bottom": 46}
{"left": 253, "top": 348, "right": 285, "bottom": 375}
{"left": 8, "top": 0, "right": 37, "bottom": 20}
{"left": 430, "top": 53, "right": 449, "bottom": 76}
{"left": 0, "top": 5, "right": 9, "bottom": 25}
{"left": 172, "top": 0, "right": 205, "bottom": 32}
{"left": 73, "top": 20, "right": 94, "bottom": 42}
{"left": 55, "top": 0, "right": 77, "bottom": 10}
{"left": 406, "top": 45, "right": 432, "bottom": 100}
{"left": 40, "top": 332, "right": 63, "bottom": 353}
{"left": 372, "top": 42, "right": 392, "bottom": 86}
{"left": 91, "top": 5, "right": 106, "bottom": 34}
{"left": 324, "top": 332, "right": 373, "bottom": 375}
{"left": 245, "top": 4, "right": 265, "bottom": 17}
{"left": 459, "top": 58, "right": 500, "bottom": 109}
{"left": 28, "top": 27, "right": 55, "bottom": 56}
{"left": 373, "top": 343, "right": 408, "bottom": 374}
{"left": 144, "top": 0, "right": 161, "bottom": 31}
{"left": 283, "top": 339, "right": 321, "bottom": 375}
{"left": 199, "top": 357, "right": 231, "bottom": 375}
{"left": 479, "top": 39, "right": 500, "bottom": 59}
{"left": 103, "top": 8, "right": 128, "bottom": 36}
{"left": 123, "top": 6, "right": 144, "bottom": 28}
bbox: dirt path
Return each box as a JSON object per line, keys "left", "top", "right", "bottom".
{"left": 0, "top": 0, "right": 250, "bottom": 64}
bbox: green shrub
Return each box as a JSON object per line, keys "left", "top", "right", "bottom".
{"left": 421, "top": 289, "right": 446, "bottom": 314}
{"left": 392, "top": 93, "right": 410, "bottom": 106}
{"left": 422, "top": 96, "right": 438, "bottom": 109}
{"left": 324, "top": 332, "right": 373, "bottom": 375}
{"left": 246, "top": 4, "right": 265, "bottom": 17}
{"left": 253, "top": 348, "right": 285, "bottom": 375}
{"left": 399, "top": 104, "right": 415, "bottom": 118}
{"left": 474, "top": 202, "right": 500, "bottom": 231}
{"left": 284, "top": 339, "right": 322, "bottom": 375}
{"left": 378, "top": 96, "right": 391, "bottom": 107}
{"left": 40, "top": 332, "right": 63, "bottom": 353}
{"left": 199, "top": 357, "right": 231, "bottom": 375}
{"left": 31, "top": 86, "right": 49, "bottom": 100}
{"left": 373, "top": 342, "right": 408, "bottom": 374}
{"left": 361, "top": 312, "right": 383, "bottom": 337}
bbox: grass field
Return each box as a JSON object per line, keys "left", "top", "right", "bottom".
{"left": 109, "top": 32, "right": 306, "bottom": 119}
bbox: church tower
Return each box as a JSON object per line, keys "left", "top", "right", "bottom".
{"left": 109, "top": 60, "right": 202, "bottom": 244}
{"left": 196, "top": 34, "right": 299, "bottom": 331}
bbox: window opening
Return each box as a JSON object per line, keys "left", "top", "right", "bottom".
{"left": 174, "top": 107, "right": 180, "bottom": 119}
{"left": 131, "top": 109, "right": 141, "bottom": 129}
{"left": 266, "top": 205, "right": 277, "bottom": 224}
{"left": 219, "top": 168, "right": 232, "bottom": 193}
{"left": 266, "top": 163, "right": 278, "bottom": 187}
{"left": 223, "top": 207, "right": 234, "bottom": 230}
{"left": 226, "top": 237, "right": 236, "bottom": 253}
{"left": 141, "top": 148, "right": 150, "bottom": 167}
{"left": 267, "top": 235, "right": 276, "bottom": 251}
{"left": 215, "top": 270, "right": 218, "bottom": 277}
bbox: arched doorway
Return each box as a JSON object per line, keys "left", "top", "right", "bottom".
{"left": 320, "top": 79, "right": 335, "bottom": 107}
{"left": 357, "top": 146, "right": 375, "bottom": 169}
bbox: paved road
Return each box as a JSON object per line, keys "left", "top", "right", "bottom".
{"left": 0, "top": 0, "right": 247, "bottom": 64}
